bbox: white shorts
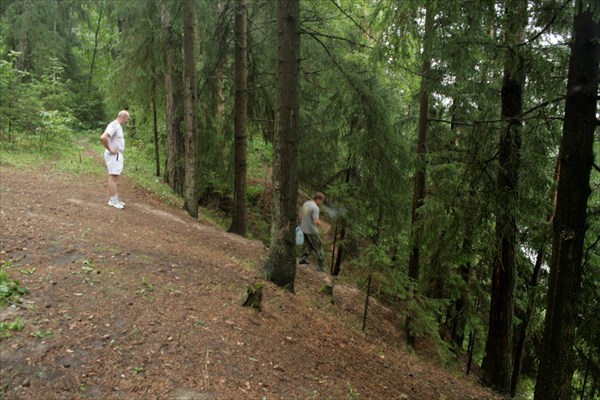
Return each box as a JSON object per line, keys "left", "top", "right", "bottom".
{"left": 104, "top": 150, "right": 124, "bottom": 175}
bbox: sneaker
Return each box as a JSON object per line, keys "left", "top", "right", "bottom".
{"left": 117, "top": 197, "right": 126, "bottom": 207}
{"left": 108, "top": 198, "right": 124, "bottom": 209}
{"left": 299, "top": 257, "right": 310, "bottom": 265}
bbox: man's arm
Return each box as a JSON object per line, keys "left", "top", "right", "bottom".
{"left": 313, "top": 209, "right": 321, "bottom": 226}
{"left": 100, "top": 131, "right": 116, "bottom": 154}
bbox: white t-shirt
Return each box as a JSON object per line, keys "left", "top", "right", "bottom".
{"left": 105, "top": 120, "right": 125, "bottom": 153}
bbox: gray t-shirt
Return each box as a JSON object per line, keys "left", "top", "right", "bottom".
{"left": 300, "top": 200, "right": 320, "bottom": 235}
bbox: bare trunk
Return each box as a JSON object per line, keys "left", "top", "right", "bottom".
{"left": 87, "top": 8, "right": 103, "bottom": 94}
{"left": 406, "top": 0, "right": 434, "bottom": 348}
{"left": 261, "top": 0, "right": 300, "bottom": 292}
{"left": 511, "top": 159, "right": 558, "bottom": 396}
{"left": 535, "top": 6, "right": 600, "bottom": 399}
{"left": 183, "top": 0, "right": 199, "bottom": 218}
{"left": 161, "top": 2, "right": 185, "bottom": 195}
{"left": 152, "top": 78, "right": 160, "bottom": 177}
{"left": 511, "top": 249, "right": 544, "bottom": 396}
{"left": 481, "top": 0, "right": 527, "bottom": 393}
{"left": 214, "top": 0, "right": 228, "bottom": 131}
{"left": 229, "top": 0, "right": 248, "bottom": 236}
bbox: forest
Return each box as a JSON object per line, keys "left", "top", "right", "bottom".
{"left": 0, "top": 0, "right": 599, "bottom": 399}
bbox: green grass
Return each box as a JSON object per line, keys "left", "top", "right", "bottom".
{"left": 0, "top": 317, "right": 25, "bottom": 338}
{"left": 33, "top": 328, "right": 54, "bottom": 338}
{"left": 54, "top": 143, "right": 104, "bottom": 177}
{"left": 1, "top": 129, "right": 271, "bottom": 245}
{"left": 1, "top": 131, "right": 183, "bottom": 207}
{"left": 0, "top": 263, "right": 29, "bottom": 306}
{"left": 120, "top": 141, "right": 183, "bottom": 208}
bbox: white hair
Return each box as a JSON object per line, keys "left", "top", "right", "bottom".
{"left": 118, "top": 110, "right": 130, "bottom": 118}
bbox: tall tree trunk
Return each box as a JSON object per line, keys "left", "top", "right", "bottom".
{"left": 229, "top": 0, "right": 248, "bottom": 236}
{"left": 152, "top": 77, "right": 160, "bottom": 177}
{"left": 511, "top": 158, "right": 558, "bottom": 396}
{"left": 16, "top": 0, "right": 32, "bottom": 72}
{"left": 511, "top": 248, "right": 544, "bottom": 396}
{"left": 534, "top": 4, "right": 600, "bottom": 399}
{"left": 183, "top": 0, "right": 199, "bottom": 219}
{"left": 332, "top": 157, "right": 352, "bottom": 277}
{"left": 214, "top": 0, "right": 229, "bottom": 132}
{"left": 161, "top": 2, "right": 185, "bottom": 195}
{"left": 261, "top": 0, "right": 300, "bottom": 292}
{"left": 406, "top": 0, "right": 434, "bottom": 348}
{"left": 87, "top": 7, "right": 103, "bottom": 94}
{"left": 481, "top": 0, "right": 527, "bottom": 393}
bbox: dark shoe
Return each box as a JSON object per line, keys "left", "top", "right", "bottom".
{"left": 299, "top": 258, "right": 309, "bottom": 265}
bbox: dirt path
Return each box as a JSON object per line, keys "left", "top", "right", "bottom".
{"left": 0, "top": 160, "right": 499, "bottom": 400}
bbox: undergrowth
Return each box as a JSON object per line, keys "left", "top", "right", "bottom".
{"left": 0, "top": 262, "right": 29, "bottom": 306}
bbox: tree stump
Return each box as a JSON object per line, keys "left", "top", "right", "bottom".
{"left": 319, "top": 284, "right": 334, "bottom": 304}
{"left": 239, "top": 283, "right": 264, "bottom": 311}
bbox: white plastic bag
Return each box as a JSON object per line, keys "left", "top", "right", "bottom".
{"left": 295, "top": 226, "right": 304, "bottom": 245}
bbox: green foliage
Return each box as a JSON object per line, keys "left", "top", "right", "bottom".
{"left": 0, "top": 0, "right": 598, "bottom": 390}
{"left": 33, "top": 329, "right": 54, "bottom": 338}
{"left": 406, "top": 294, "right": 454, "bottom": 360}
{"left": 34, "top": 110, "right": 77, "bottom": 151}
{"left": 346, "top": 382, "right": 362, "bottom": 400}
{"left": 0, "top": 265, "right": 29, "bottom": 305}
{"left": 120, "top": 140, "right": 183, "bottom": 208}
{"left": 0, "top": 317, "right": 25, "bottom": 338}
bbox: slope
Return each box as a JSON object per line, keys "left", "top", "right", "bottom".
{"left": 0, "top": 158, "right": 500, "bottom": 400}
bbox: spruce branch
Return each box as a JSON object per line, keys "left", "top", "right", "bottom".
{"left": 517, "top": 0, "right": 571, "bottom": 47}
{"left": 300, "top": 26, "right": 374, "bottom": 49}
{"left": 583, "top": 234, "right": 600, "bottom": 269}
{"left": 329, "top": 0, "right": 377, "bottom": 43}
{"left": 429, "top": 96, "right": 567, "bottom": 126}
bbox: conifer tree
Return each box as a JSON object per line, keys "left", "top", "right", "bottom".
{"left": 406, "top": 0, "right": 435, "bottom": 348}
{"left": 481, "top": 0, "right": 527, "bottom": 393}
{"left": 261, "top": 0, "right": 300, "bottom": 292}
{"left": 229, "top": 0, "right": 248, "bottom": 236}
{"left": 162, "top": 1, "right": 186, "bottom": 196}
{"left": 183, "top": 0, "right": 199, "bottom": 219}
{"left": 535, "top": 1, "right": 600, "bottom": 398}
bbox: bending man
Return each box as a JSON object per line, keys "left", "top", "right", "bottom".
{"left": 298, "top": 192, "right": 325, "bottom": 272}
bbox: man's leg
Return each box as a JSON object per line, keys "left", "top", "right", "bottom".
{"left": 303, "top": 234, "right": 325, "bottom": 271}
{"left": 299, "top": 237, "right": 311, "bottom": 264}
{"left": 108, "top": 175, "right": 119, "bottom": 197}
{"left": 313, "top": 235, "right": 325, "bottom": 272}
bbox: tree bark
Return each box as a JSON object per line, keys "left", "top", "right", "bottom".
{"left": 511, "top": 158, "right": 557, "bottom": 397}
{"left": 214, "top": 0, "right": 229, "bottom": 132}
{"left": 183, "top": 0, "right": 199, "bottom": 219}
{"left": 481, "top": 0, "right": 527, "bottom": 393}
{"left": 161, "top": 2, "right": 185, "bottom": 195}
{"left": 87, "top": 7, "right": 103, "bottom": 95}
{"left": 511, "top": 249, "right": 544, "bottom": 396}
{"left": 152, "top": 77, "right": 160, "bottom": 177}
{"left": 534, "top": 5, "right": 600, "bottom": 399}
{"left": 406, "top": 0, "right": 434, "bottom": 348}
{"left": 229, "top": 0, "right": 248, "bottom": 236}
{"left": 261, "top": 0, "right": 300, "bottom": 292}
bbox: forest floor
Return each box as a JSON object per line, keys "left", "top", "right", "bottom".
{"left": 0, "top": 152, "right": 502, "bottom": 400}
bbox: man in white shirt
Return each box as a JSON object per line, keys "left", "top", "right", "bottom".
{"left": 100, "top": 110, "right": 130, "bottom": 209}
